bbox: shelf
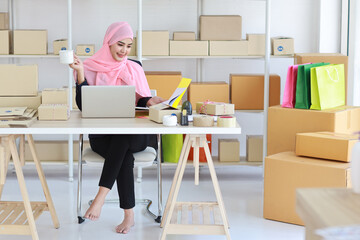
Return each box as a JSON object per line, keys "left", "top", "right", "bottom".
{"left": 161, "top": 156, "right": 262, "bottom": 167}
{"left": 0, "top": 54, "right": 59, "bottom": 58}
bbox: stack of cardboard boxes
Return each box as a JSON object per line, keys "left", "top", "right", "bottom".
{"left": 0, "top": 12, "right": 10, "bottom": 55}
{"left": 38, "top": 88, "right": 70, "bottom": 121}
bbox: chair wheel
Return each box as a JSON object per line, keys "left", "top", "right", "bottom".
{"left": 78, "top": 216, "right": 85, "bottom": 224}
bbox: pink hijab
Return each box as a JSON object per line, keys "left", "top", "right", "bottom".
{"left": 81, "top": 22, "right": 151, "bottom": 100}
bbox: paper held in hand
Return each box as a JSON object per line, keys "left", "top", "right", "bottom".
{"left": 162, "top": 77, "right": 192, "bottom": 108}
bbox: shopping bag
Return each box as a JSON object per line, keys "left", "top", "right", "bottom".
{"left": 310, "top": 64, "right": 345, "bottom": 110}
{"left": 282, "top": 65, "right": 297, "bottom": 108}
{"left": 295, "top": 62, "right": 329, "bottom": 109}
{"left": 162, "top": 134, "right": 183, "bottom": 163}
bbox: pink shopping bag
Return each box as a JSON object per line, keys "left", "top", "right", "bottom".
{"left": 282, "top": 65, "right": 299, "bottom": 108}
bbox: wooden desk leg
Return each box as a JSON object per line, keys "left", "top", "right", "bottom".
{"left": 0, "top": 140, "right": 11, "bottom": 199}
{"left": 194, "top": 136, "right": 200, "bottom": 186}
{"left": 8, "top": 135, "right": 39, "bottom": 240}
{"left": 26, "top": 134, "right": 60, "bottom": 229}
{"left": 19, "top": 135, "right": 25, "bottom": 167}
{"left": 160, "top": 134, "right": 192, "bottom": 228}
{"left": 203, "top": 141, "right": 231, "bottom": 240}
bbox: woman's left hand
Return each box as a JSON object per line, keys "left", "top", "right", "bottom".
{"left": 147, "top": 96, "right": 165, "bottom": 107}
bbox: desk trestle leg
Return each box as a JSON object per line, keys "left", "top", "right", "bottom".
{"left": 160, "top": 134, "right": 231, "bottom": 240}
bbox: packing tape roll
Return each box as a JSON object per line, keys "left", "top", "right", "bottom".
{"left": 59, "top": 50, "right": 74, "bottom": 64}
{"left": 193, "top": 115, "right": 214, "bottom": 127}
{"left": 217, "top": 116, "right": 237, "bottom": 127}
{"left": 163, "top": 114, "right": 177, "bottom": 126}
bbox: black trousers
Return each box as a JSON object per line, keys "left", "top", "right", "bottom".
{"left": 89, "top": 134, "right": 149, "bottom": 209}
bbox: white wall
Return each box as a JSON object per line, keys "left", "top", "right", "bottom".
{"left": 0, "top": 0, "right": 343, "bottom": 156}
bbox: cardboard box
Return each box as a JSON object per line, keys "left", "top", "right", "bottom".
{"left": 38, "top": 104, "right": 70, "bottom": 121}
{"left": 170, "top": 41, "right": 208, "bottom": 56}
{"left": 42, "top": 88, "right": 69, "bottom": 105}
{"left": 14, "top": 30, "right": 47, "bottom": 55}
{"left": 0, "top": 93, "right": 41, "bottom": 109}
{"left": 230, "top": 74, "right": 280, "bottom": 110}
{"left": 246, "top": 135, "right": 263, "bottom": 162}
{"left": 188, "top": 82, "right": 229, "bottom": 108}
{"left": 128, "top": 37, "right": 136, "bottom": 56}
{"left": 53, "top": 39, "right": 68, "bottom": 55}
{"left": 218, "top": 139, "right": 240, "bottom": 162}
{"left": 24, "top": 140, "right": 90, "bottom": 161}
{"left": 264, "top": 151, "right": 351, "bottom": 225}
{"left": 271, "top": 37, "right": 294, "bottom": 55}
{"left": 209, "top": 41, "right": 248, "bottom": 56}
{"left": 0, "top": 64, "right": 38, "bottom": 96}
{"left": 0, "top": 30, "right": 9, "bottom": 54}
{"left": 268, "top": 105, "right": 360, "bottom": 156}
{"left": 72, "top": 86, "right": 78, "bottom": 109}
{"left": 145, "top": 71, "right": 182, "bottom": 100}
{"left": 296, "top": 132, "right": 358, "bottom": 162}
{"left": 76, "top": 44, "right": 95, "bottom": 56}
{"left": 0, "top": 13, "right": 9, "bottom": 30}
{"left": 142, "top": 31, "right": 169, "bottom": 56}
{"left": 196, "top": 102, "right": 234, "bottom": 115}
{"left": 200, "top": 15, "right": 242, "bottom": 41}
{"left": 247, "top": 34, "right": 265, "bottom": 56}
{"left": 173, "top": 32, "right": 196, "bottom": 41}
{"left": 187, "top": 134, "right": 211, "bottom": 162}
{"left": 149, "top": 103, "right": 180, "bottom": 123}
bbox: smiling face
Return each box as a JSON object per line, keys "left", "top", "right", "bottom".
{"left": 109, "top": 38, "right": 133, "bottom": 61}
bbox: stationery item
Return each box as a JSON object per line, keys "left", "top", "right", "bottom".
{"left": 59, "top": 50, "right": 74, "bottom": 64}
{"left": 162, "top": 114, "right": 177, "bottom": 126}
{"left": 193, "top": 115, "right": 214, "bottom": 127}
{"left": 217, "top": 116, "right": 236, "bottom": 127}
{"left": 180, "top": 109, "right": 188, "bottom": 126}
{"left": 196, "top": 101, "right": 234, "bottom": 115}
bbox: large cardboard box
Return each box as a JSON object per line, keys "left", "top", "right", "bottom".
{"left": 0, "top": 30, "right": 9, "bottom": 54}
{"left": 200, "top": 15, "right": 242, "bottom": 41}
{"left": 169, "top": 41, "right": 208, "bottom": 56}
{"left": 42, "top": 88, "right": 69, "bottom": 105}
{"left": 0, "top": 93, "right": 41, "bottom": 109}
{"left": 246, "top": 135, "right": 263, "bottom": 162}
{"left": 53, "top": 39, "right": 68, "bottom": 55}
{"left": 264, "top": 152, "right": 351, "bottom": 225}
{"left": 0, "top": 64, "right": 38, "bottom": 96}
{"left": 209, "top": 41, "right": 248, "bottom": 56}
{"left": 149, "top": 103, "right": 180, "bottom": 123}
{"left": 271, "top": 37, "right": 294, "bottom": 55}
{"left": 247, "top": 34, "right": 265, "bottom": 56}
{"left": 218, "top": 139, "right": 240, "bottom": 162}
{"left": 188, "top": 82, "right": 230, "bottom": 108}
{"left": 76, "top": 44, "right": 95, "bottom": 56}
{"left": 13, "top": 30, "right": 47, "bottom": 55}
{"left": 230, "top": 74, "right": 280, "bottom": 110}
{"left": 0, "top": 13, "right": 9, "bottom": 30}
{"left": 173, "top": 32, "right": 196, "bottom": 41}
{"left": 268, "top": 105, "right": 360, "bottom": 156}
{"left": 295, "top": 132, "right": 357, "bottom": 163}
{"left": 38, "top": 104, "right": 70, "bottom": 121}
{"left": 145, "top": 71, "right": 182, "bottom": 100}
{"left": 142, "top": 31, "right": 169, "bottom": 56}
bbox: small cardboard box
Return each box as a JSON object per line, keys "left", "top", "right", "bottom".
{"left": 295, "top": 132, "right": 358, "bottom": 162}
{"left": 173, "top": 32, "right": 196, "bottom": 41}
{"left": 200, "top": 15, "right": 242, "bottom": 41}
{"left": 188, "top": 82, "right": 230, "bottom": 108}
{"left": 247, "top": 34, "right": 265, "bottom": 56}
{"left": 246, "top": 135, "right": 263, "bottom": 162}
{"left": 271, "top": 37, "right": 294, "bottom": 55}
{"left": 42, "top": 88, "right": 69, "bottom": 105}
{"left": 170, "top": 40, "right": 208, "bottom": 56}
{"left": 196, "top": 102, "right": 234, "bottom": 115}
{"left": 0, "top": 30, "right": 9, "bottom": 54}
{"left": 218, "top": 139, "right": 240, "bottom": 162}
{"left": 76, "top": 44, "right": 95, "bottom": 56}
{"left": 53, "top": 39, "right": 68, "bottom": 55}
{"left": 38, "top": 104, "right": 70, "bottom": 121}
{"left": 142, "top": 31, "right": 169, "bottom": 56}
{"left": 0, "top": 64, "right": 38, "bottom": 96}
{"left": 14, "top": 30, "right": 47, "bottom": 55}
{"left": 145, "top": 71, "right": 182, "bottom": 100}
{"left": 264, "top": 151, "right": 351, "bottom": 226}
{"left": 268, "top": 106, "right": 360, "bottom": 156}
{"left": 149, "top": 103, "right": 180, "bottom": 123}
{"left": 0, "top": 93, "right": 42, "bottom": 109}
{"left": 0, "top": 13, "right": 9, "bottom": 30}
{"left": 209, "top": 40, "right": 248, "bottom": 56}
{"left": 230, "top": 74, "right": 280, "bottom": 110}
{"left": 128, "top": 37, "right": 136, "bottom": 56}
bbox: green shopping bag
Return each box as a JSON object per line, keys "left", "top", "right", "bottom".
{"left": 310, "top": 64, "right": 345, "bottom": 110}
{"left": 162, "top": 134, "right": 183, "bottom": 163}
{"left": 295, "top": 62, "right": 330, "bottom": 109}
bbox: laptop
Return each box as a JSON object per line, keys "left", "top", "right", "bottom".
{"left": 81, "top": 85, "right": 135, "bottom": 118}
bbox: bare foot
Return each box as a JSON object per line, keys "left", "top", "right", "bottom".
{"left": 116, "top": 209, "right": 135, "bottom": 234}
{"left": 84, "top": 187, "right": 109, "bottom": 221}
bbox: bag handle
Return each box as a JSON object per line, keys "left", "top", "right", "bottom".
{"left": 325, "top": 67, "right": 340, "bottom": 83}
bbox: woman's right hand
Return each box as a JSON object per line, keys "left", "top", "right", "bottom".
{"left": 69, "top": 54, "right": 85, "bottom": 84}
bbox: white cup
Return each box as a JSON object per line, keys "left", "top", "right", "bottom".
{"left": 59, "top": 50, "right": 74, "bottom": 64}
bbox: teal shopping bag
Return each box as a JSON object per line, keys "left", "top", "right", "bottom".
{"left": 295, "top": 62, "right": 330, "bottom": 109}
{"left": 310, "top": 64, "right": 345, "bottom": 110}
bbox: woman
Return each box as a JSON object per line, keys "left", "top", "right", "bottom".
{"left": 69, "top": 22, "right": 164, "bottom": 234}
